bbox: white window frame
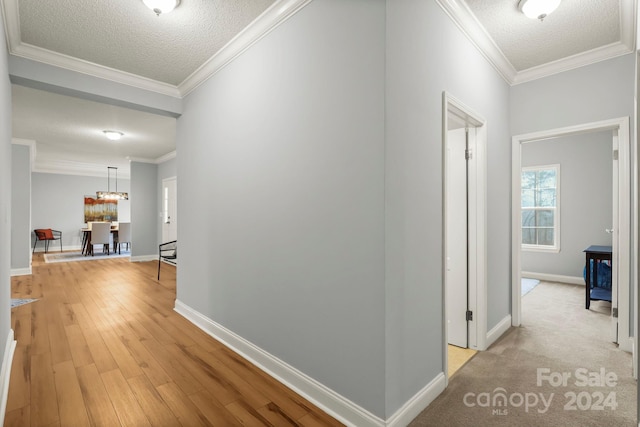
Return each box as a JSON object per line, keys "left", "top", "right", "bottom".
{"left": 521, "top": 164, "right": 560, "bottom": 253}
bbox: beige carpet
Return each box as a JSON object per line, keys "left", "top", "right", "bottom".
{"left": 410, "top": 281, "right": 636, "bottom": 426}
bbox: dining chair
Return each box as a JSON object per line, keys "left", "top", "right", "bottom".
{"left": 116, "top": 222, "right": 131, "bottom": 254}
{"left": 89, "top": 222, "right": 112, "bottom": 255}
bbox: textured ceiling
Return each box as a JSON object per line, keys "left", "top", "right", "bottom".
{"left": 18, "top": 0, "right": 275, "bottom": 86}
{"left": 464, "top": 0, "right": 621, "bottom": 71}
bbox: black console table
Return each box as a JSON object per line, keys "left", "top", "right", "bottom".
{"left": 583, "top": 245, "right": 612, "bottom": 309}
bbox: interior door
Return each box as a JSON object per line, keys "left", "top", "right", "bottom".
{"left": 162, "top": 177, "right": 177, "bottom": 243}
{"left": 446, "top": 127, "right": 468, "bottom": 348}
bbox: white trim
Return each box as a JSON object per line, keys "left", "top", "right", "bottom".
{"left": 620, "top": 336, "right": 634, "bottom": 354}
{"left": 10, "top": 268, "right": 31, "bottom": 277}
{"left": 521, "top": 271, "right": 584, "bottom": 286}
{"left": 435, "top": 0, "right": 516, "bottom": 84}
{"left": 0, "top": 330, "right": 16, "bottom": 426}
{"left": 33, "top": 159, "right": 132, "bottom": 179}
{"left": 513, "top": 42, "right": 635, "bottom": 85}
{"left": 486, "top": 315, "right": 512, "bottom": 348}
{"left": 130, "top": 255, "right": 158, "bottom": 263}
{"left": 179, "top": 0, "right": 313, "bottom": 96}
{"left": 511, "top": 117, "right": 632, "bottom": 358}
{"left": 11, "top": 42, "right": 181, "bottom": 98}
{"left": 435, "top": 0, "right": 636, "bottom": 86}
{"left": 174, "top": 300, "right": 386, "bottom": 427}
{"left": 442, "top": 92, "right": 488, "bottom": 360}
{"left": 155, "top": 151, "right": 176, "bottom": 164}
{"left": 385, "top": 373, "right": 446, "bottom": 427}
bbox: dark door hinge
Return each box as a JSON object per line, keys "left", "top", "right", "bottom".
{"left": 466, "top": 310, "right": 473, "bottom": 321}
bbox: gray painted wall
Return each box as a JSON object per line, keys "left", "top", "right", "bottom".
{"left": 131, "top": 162, "right": 159, "bottom": 258}
{"left": 11, "top": 144, "right": 31, "bottom": 271}
{"left": 177, "top": 0, "right": 386, "bottom": 416}
{"left": 0, "top": 12, "right": 13, "bottom": 402}
{"left": 521, "top": 131, "right": 613, "bottom": 277}
{"left": 385, "top": 0, "right": 511, "bottom": 415}
{"left": 177, "top": 0, "right": 513, "bottom": 419}
{"left": 31, "top": 173, "right": 130, "bottom": 250}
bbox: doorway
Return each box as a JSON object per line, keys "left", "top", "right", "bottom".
{"left": 162, "top": 177, "right": 177, "bottom": 243}
{"left": 442, "top": 92, "right": 487, "bottom": 382}
{"left": 511, "top": 118, "right": 632, "bottom": 360}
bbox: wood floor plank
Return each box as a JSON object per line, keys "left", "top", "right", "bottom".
{"left": 156, "top": 382, "right": 213, "bottom": 427}
{"left": 30, "top": 352, "right": 59, "bottom": 426}
{"left": 188, "top": 390, "right": 244, "bottom": 426}
{"left": 127, "top": 375, "right": 181, "bottom": 427}
{"left": 9, "top": 255, "right": 342, "bottom": 427}
{"left": 70, "top": 303, "right": 119, "bottom": 373}
{"left": 52, "top": 360, "right": 91, "bottom": 426}
{"left": 101, "top": 369, "right": 152, "bottom": 427}
{"left": 64, "top": 324, "right": 94, "bottom": 368}
{"left": 119, "top": 334, "right": 172, "bottom": 387}
{"left": 99, "top": 329, "right": 143, "bottom": 379}
{"left": 76, "top": 364, "right": 121, "bottom": 427}
{"left": 6, "top": 345, "right": 30, "bottom": 412}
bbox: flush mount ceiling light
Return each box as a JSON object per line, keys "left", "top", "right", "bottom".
{"left": 519, "top": 0, "right": 561, "bottom": 21}
{"left": 143, "top": 0, "right": 181, "bottom": 16}
{"left": 103, "top": 130, "right": 124, "bottom": 141}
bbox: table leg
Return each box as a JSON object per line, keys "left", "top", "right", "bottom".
{"left": 585, "top": 254, "right": 591, "bottom": 309}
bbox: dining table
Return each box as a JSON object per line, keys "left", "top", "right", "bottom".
{"left": 81, "top": 225, "right": 119, "bottom": 256}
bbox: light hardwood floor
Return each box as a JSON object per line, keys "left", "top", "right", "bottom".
{"left": 6, "top": 254, "right": 343, "bottom": 426}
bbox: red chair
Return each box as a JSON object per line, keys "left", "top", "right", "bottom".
{"left": 33, "top": 229, "right": 62, "bottom": 253}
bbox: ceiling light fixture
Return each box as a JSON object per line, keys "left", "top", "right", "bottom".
{"left": 143, "top": 0, "right": 181, "bottom": 16}
{"left": 103, "top": 130, "right": 124, "bottom": 141}
{"left": 518, "top": 0, "right": 561, "bottom": 21}
{"left": 97, "top": 167, "right": 129, "bottom": 201}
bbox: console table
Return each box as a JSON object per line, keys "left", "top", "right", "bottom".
{"left": 583, "top": 245, "right": 612, "bottom": 309}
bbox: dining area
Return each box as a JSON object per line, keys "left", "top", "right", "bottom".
{"left": 81, "top": 221, "right": 131, "bottom": 256}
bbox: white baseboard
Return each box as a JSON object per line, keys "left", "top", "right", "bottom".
{"left": 130, "top": 255, "right": 158, "bottom": 263}
{"left": 0, "top": 329, "right": 16, "bottom": 426}
{"left": 619, "top": 336, "right": 634, "bottom": 354}
{"left": 386, "top": 373, "right": 446, "bottom": 427}
{"left": 521, "top": 271, "right": 584, "bottom": 285}
{"left": 486, "top": 315, "right": 512, "bottom": 348}
{"left": 174, "top": 300, "right": 387, "bottom": 427}
{"left": 10, "top": 267, "right": 31, "bottom": 277}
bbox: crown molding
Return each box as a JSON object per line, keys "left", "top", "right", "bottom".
{"left": 178, "top": 0, "right": 313, "bottom": 96}
{"left": 512, "top": 41, "right": 634, "bottom": 85}
{"left": 10, "top": 42, "right": 182, "bottom": 98}
{"left": 436, "top": 0, "right": 637, "bottom": 86}
{"left": 33, "top": 159, "right": 131, "bottom": 179}
{"left": 435, "top": 0, "right": 517, "bottom": 84}
{"left": 155, "top": 150, "right": 176, "bottom": 164}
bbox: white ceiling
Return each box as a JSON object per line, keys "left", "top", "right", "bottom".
{"left": 3, "top": 0, "right": 637, "bottom": 177}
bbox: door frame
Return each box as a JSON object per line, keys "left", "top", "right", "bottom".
{"left": 511, "top": 117, "right": 632, "bottom": 354}
{"left": 442, "top": 92, "right": 488, "bottom": 382}
{"left": 162, "top": 176, "right": 177, "bottom": 243}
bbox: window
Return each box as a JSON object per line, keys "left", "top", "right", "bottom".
{"left": 521, "top": 165, "right": 559, "bottom": 251}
